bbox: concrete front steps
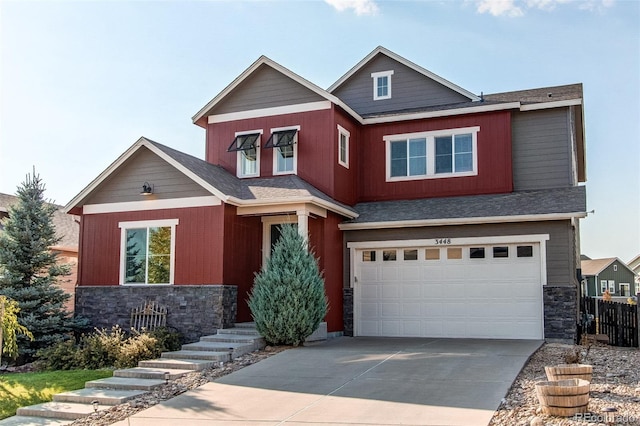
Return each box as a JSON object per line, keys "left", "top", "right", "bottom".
{"left": 0, "top": 323, "right": 264, "bottom": 425}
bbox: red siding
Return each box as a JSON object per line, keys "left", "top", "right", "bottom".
{"left": 309, "top": 212, "right": 344, "bottom": 332}
{"left": 222, "top": 204, "right": 262, "bottom": 323}
{"left": 77, "top": 206, "right": 225, "bottom": 286}
{"left": 358, "top": 111, "right": 513, "bottom": 202}
{"left": 206, "top": 108, "right": 358, "bottom": 206}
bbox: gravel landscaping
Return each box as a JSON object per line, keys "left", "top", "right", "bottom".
{"left": 490, "top": 343, "right": 640, "bottom": 426}
{"left": 65, "top": 341, "right": 640, "bottom": 426}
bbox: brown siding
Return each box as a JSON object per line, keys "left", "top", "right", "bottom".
{"left": 211, "top": 64, "right": 325, "bottom": 115}
{"left": 77, "top": 206, "right": 225, "bottom": 286}
{"left": 84, "top": 147, "right": 210, "bottom": 204}
{"left": 332, "top": 53, "right": 471, "bottom": 116}
{"left": 358, "top": 111, "right": 513, "bottom": 201}
{"left": 344, "top": 220, "right": 578, "bottom": 287}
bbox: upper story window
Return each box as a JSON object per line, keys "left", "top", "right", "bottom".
{"left": 119, "top": 219, "right": 178, "bottom": 285}
{"left": 371, "top": 70, "right": 394, "bottom": 100}
{"left": 384, "top": 126, "right": 479, "bottom": 182}
{"left": 337, "top": 125, "right": 350, "bottom": 168}
{"left": 264, "top": 125, "right": 300, "bottom": 175}
{"left": 228, "top": 130, "right": 262, "bottom": 178}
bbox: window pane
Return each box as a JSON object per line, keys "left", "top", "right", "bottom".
{"left": 408, "top": 138, "right": 426, "bottom": 176}
{"left": 447, "top": 247, "right": 462, "bottom": 259}
{"left": 425, "top": 248, "right": 440, "bottom": 260}
{"left": 339, "top": 134, "right": 347, "bottom": 163}
{"left": 241, "top": 147, "right": 257, "bottom": 175}
{"left": 377, "top": 76, "right": 388, "bottom": 97}
{"left": 493, "top": 246, "right": 509, "bottom": 258}
{"left": 470, "top": 247, "right": 485, "bottom": 259}
{"left": 404, "top": 249, "right": 418, "bottom": 260}
{"left": 362, "top": 250, "right": 376, "bottom": 262}
{"left": 390, "top": 141, "right": 407, "bottom": 177}
{"left": 277, "top": 146, "right": 294, "bottom": 172}
{"left": 383, "top": 250, "right": 396, "bottom": 261}
{"left": 435, "top": 136, "right": 452, "bottom": 173}
{"left": 125, "top": 228, "right": 147, "bottom": 283}
{"left": 148, "top": 227, "right": 171, "bottom": 284}
{"left": 517, "top": 246, "right": 533, "bottom": 257}
{"left": 454, "top": 134, "right": 472, "bottom": 153}
{"left": 455, "top": 153, "right": 473, "bottom": 172}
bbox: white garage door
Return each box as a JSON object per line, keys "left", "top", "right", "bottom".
{"left": 354, "top": 241, "right": 544, "bottom": 339}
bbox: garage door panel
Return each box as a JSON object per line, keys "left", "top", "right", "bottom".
{"left": 355, "top": 242, "right": 544, "bottom": 340}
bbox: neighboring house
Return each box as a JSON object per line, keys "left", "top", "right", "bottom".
{"left": 581, "top": 257, "right": 637, "bottom": 299}
{"left": 0, "top": 193, "right": 79, "bottom": 311}
{"left": 65, "top": 46, "right": 587, "bottom": 343}
{"left": 628, "top": 254, "right": 640, "bottom": 288}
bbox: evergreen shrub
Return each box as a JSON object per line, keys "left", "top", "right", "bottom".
{"left": 248, "top": 224, "right": 328, "bottom": 346}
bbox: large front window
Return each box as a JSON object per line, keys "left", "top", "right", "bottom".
{"left": 385, "top": 127, "right": 479, "bottom": 181}
{"left": 119, "top": 219, "right": 178, "bottom": 284}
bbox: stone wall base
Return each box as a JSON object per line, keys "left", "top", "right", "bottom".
{"left": 543, "top": 285, "right": 578, "bottom": 343}
{"left": 343, "top": 288, "right": 353, "bottom": 337}
{"left": 75, "top": 285, "right": 237, "bottom": 343}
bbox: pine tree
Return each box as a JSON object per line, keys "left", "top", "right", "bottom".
{"left": 248, "top": 223, "right": 328, "bottom": 346}
{"left": 0, "top": 169, "right": 86, "bottom": 362}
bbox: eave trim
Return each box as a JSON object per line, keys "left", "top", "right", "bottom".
{"left": 338, "top": 212, "right": 587, "bottom": 230}
{"left": 520, "top": 98, "right": 582, "bottom": 111}
{"left": 362, "top": 102, "right": 521, "bottom": 124}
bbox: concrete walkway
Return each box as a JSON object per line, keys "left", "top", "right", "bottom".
{"left": 113, "top": 337, "right": 542, "bottom": 426}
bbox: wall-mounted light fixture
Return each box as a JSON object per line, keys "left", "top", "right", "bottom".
{"left": 141, "top": 182, "right": 154, "bottom": 195}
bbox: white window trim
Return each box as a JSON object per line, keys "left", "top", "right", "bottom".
{"left": 371, "top": 70, "right": 393, "bottom": 100}
{"left": 261, "top": 215, "right": 298, "bottom": 267}
{"left": 271, "top": 125, "right": 300, "bottom": 176}
{"left": 608, "top": 280, "right": 615, "bottom": 293}
{"left": 613, "top": 264, "right": 618, "bottom": 272}
{"left": 600, "top": 280, "right": 608, "bottom": 294}
{"left": 337, "top": 124, "right": 350, "bottom": 169}
{"left": 384, "top": 126, "right": 480, "bottom": 182}
{"left": 118, "top": 219, "right": 179, "bottom": 285}
{"left": 620, "top": 283, "right": 630, "bottom": 297}
{"left": 235, "top": 129, "right": 263, "bottom": 178}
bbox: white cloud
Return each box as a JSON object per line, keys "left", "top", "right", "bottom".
{"left": 475, "top": 0, "right": 614, "bottom": 16}
{"left": 324, "top": 0, "right": 380, "bottom": 16}
{"left": 476, "top": 0, "right": 524, "bottom": 17}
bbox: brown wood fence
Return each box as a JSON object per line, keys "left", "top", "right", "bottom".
{"left": 130, "top": 301, "right": 167, "bottom": 332}
{"left": 582, "top": 297, "right": 638, "bottom": 347}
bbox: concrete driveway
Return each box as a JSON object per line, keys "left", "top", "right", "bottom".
{"left": 117, "top": 337, "right": 541, "bottom": 426}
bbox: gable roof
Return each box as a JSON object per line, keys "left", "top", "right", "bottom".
{"left": 581, "top": 257, "right": 637, "bottom": 276}
{"left": 328, "top": 46, "right": 480, "bottom": 102}
{"left": 628, "top": 254, "right": 640, "bottom": 271}
{"left": 1, "top": 193, "right": 79, "bottom": 250}
{"left": 340, "top": 186, "right": 586, "bottom": 230}
{"left": 191, "top": 55, "right": 362, "bottom": 127}
{"left": 65, "top": 138, "right": 358, "bottom": 219}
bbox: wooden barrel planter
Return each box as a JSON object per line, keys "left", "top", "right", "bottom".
{"left": 535, "top": 379, "right": 590, "bottom": 417}
{"left": 545, "top": 364, "right": 593, "bottom": 382}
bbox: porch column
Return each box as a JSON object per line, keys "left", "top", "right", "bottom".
{"left": 296, "top": 209, "right": 310, "bottom": 244}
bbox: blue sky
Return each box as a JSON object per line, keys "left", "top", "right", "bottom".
{"left": 1, "top": 0, "right": 638, "bottom": 262}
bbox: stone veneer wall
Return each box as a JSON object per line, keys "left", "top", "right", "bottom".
{"left": 543, "top": 285, "right": 578, "bottom": 342}
{"left": 75, "top": 285, "right": 237, "bottom": 343}
{"left": 343, "top": 288, "right": 353, "bottom": 336}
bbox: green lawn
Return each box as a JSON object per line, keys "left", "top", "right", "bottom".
{"left": 0, "top": 369, "right": 113, "bottom": 419}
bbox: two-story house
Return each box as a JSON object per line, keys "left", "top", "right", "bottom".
{"left": 65, "top": 47, "right": 587, "bottom": 343}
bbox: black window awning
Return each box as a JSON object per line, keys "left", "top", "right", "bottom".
{"left": 263, "top": 129, "right": 297, "bottom": 149}
{"left": 227, "top": 133, "right": 260, "bottom": 152}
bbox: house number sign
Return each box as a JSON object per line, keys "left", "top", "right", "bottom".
{"left": 434, "top": 238, "right": 452, "bottom": 245}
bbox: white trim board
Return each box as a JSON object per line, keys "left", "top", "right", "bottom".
{"left": 83, "top": 196, "right": 221, "bottom": 214}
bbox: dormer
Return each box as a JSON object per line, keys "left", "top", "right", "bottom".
{"left": 328, "top": 46, "right": 480, "bottom": 117}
